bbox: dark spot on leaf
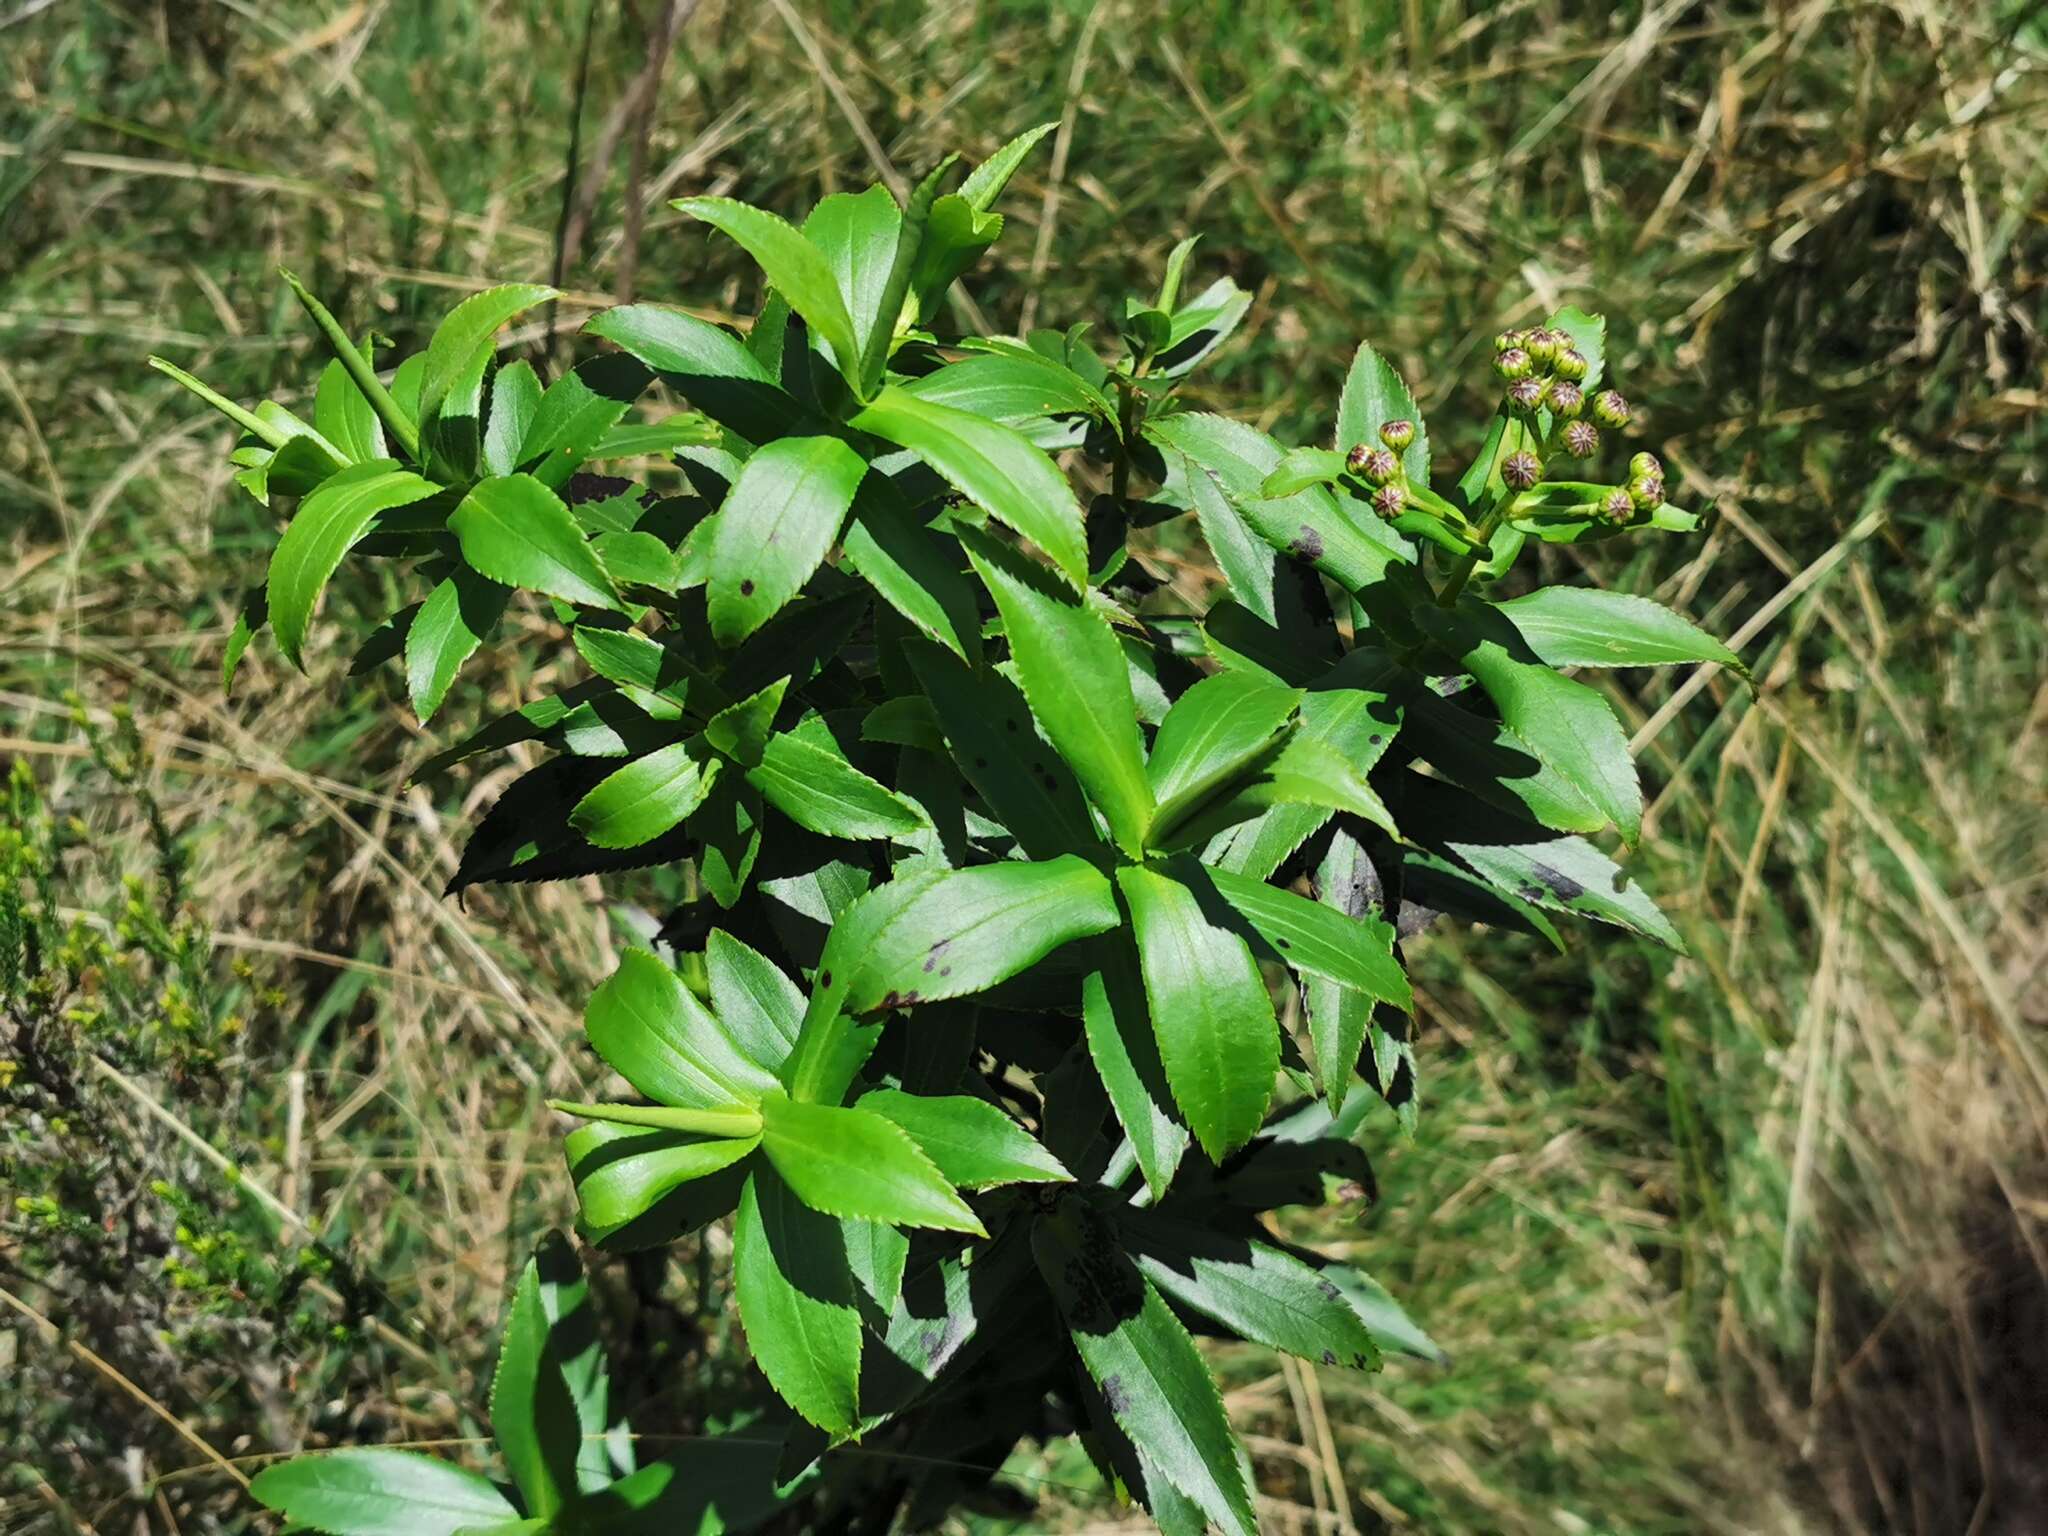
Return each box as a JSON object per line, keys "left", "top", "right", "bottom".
{"left": 1100, "top": 1374, "right": 1130, "bottom": 1416}
{"left": 1518, "top": 883, "right": 1544, "bottom": 904}
{"left": 1322, "top": 1349, "right": 1338, "bottom": 1366}
{"left": 1277, "top": 937, "right": 1291, "bottom": 949}
{"left": 739, "top": 579, "right": 756, "bottom": 596}
{"left": 1353, "top": 1352, "right": 1374, "bottom": 1369}
{"left": 818, "top": 970, "right": 833, "bottom": 989}
{"left": 1290, "top": 524, "right": 1324, "bottom": 561}
{"left": 923, "top": 938, "right": 953, "bottom": 973}
{"left": 940, "top": 966, "right": 952, "bottom": 978}
{"left": 1369, "top": 734, "right": 1383, "bottom": 746}
{"left": 1005, "top": 720, "right": 1019, "bottom": 733}
{"left": 1317, "top": 1278, "right": 1343, "bottom": 1302}
{"left": 1530, "top": 863, "right": 1585, "bottom": 901}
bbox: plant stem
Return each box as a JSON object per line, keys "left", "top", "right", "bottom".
{"left": 547, "top": 1099, "right": 762, "bottom": 1137}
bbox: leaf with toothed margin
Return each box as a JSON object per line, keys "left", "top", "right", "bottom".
{"left": 757, "top": 1094, "right": 984, "bottom": 1234}
{"left": 266, "top": 462, "right": 440, "bottom": 669}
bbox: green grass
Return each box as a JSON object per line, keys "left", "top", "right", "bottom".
{"left": 4, "top": 2, "right": 2046, "bottom": 1531}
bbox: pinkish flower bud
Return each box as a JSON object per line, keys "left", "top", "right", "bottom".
{"left": 1495, "top": 329, "right": 1525, "bottom": 353}
{"left": 1352, "top": 446, "right": 1399, "bottom": 486}
{"left": 1501, "top": 450, "right": 1542, "bottom": 491}
{"left": 1525, "top": 327, "right": 1562, "bottom": 367}
{"left": 1628, "top": 451, "right": 1661, "bottom": 480}
{"left": 1548, "top": 380, "right": 1584, "bottom": 418}
{"left": 1372, "top": 482, "right": 1407, "bottom": 519}
{"left": 1591, "top": 390, "right": 1630, "bottom": 429}
{"left": 1345, "top": 443, "right": 1371, "bottom": 475}
{"left": 1553, "top": 347, "right": 1589, "bottom": 382}
{"left": 1561, "top": 420, "right": 1599, "bottom": 457}
{"left": 1378, "top": 418, "right": 1416, "bottom": 452}
{"left": 1628, "top": 473, "right": 1665, "bottom": 511}
{"left": 1601, "top": 488, "right": 1635, "bottom": 523}
{"left": 1493, "top": 347, "right": 1533, "bottom": 381}
{"left": 1505, "top": 376, "right": 1547, "bottom": 416}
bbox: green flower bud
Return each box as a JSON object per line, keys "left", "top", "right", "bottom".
{"left": 1627, "top": 473, "right": 1665, "bottom": 511}
{"left": 1553, "top": 347, "right": 1589, "bottom": 382}
{"left": 1591, "top": 390, "right": 1630, "bottom": 428}
{"left": 1601, "top": 487, "right": 1635, "bottom": 523}
{"left": 1501, "top": 450, "right": 1542, "bottom": 491}
{"left": 1493, "top": 347, "right": 1533, "bottom": 381}
{"left": 1525, "top": 327, "right": 1561, "bottom": 366}
{"left": 1372, "top": 482, "right": 1407, "bottom": 519}
{"left": 1505, "top": 376, "right": 1547, "bottom": 416}
{"left": 1628, "top": 451, "right": 1661, "bottom": 480}
{"left": 1494, "top": 328, "right": 1526, "bottom": 354}
{"left": 1345, "top": 443, "right": 1371, "bottom": 475}
{"left": 1378, "top": 418, "right": 1416, "bottom": 452}
{"left": 1549, "top": 380, "right": 1584, "bottom": 418}
{"left": 1561, "top": 420, "right": 1599, "bottom": 457}
{"left": 1353, "top": 446, "right": 1398, "bottom": 486}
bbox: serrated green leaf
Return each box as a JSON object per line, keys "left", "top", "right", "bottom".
{"left": 1123, "top": 1210, "right": 1382, "bottom": 1371}
{"left": 1304, "top": 826, "right": 1376, "bottom": 1109}
{"left": 1145, "top": 671, "right": 1302, "bottom": 848}
{"left": 489, "top": 1262, "right": 579, "bottom": 1517}
{"left": 909, "top": 122, "right": 1054, "bottom": 320}
{"left": 562, "top": 1435, "right": 793, "bottom": 1534}
{"left": 249, "top": 1449, "right": 517, "bottom": 1536}
{"left": 584, "top": 304, "right": 799, "bottom": 444}
{"left": 583, "top": 948, "right": 780, "bottom": 1110}
{"left": 1260, "top": 445, "right": 1347, "bottom": 499}
{"left": 519, "top": 353, "right": 652, "bottom": 486}
{"left": 704, "top": 677, "right": 788, "bottom": 766}
{"left": 705, "top": 929, "right": 803, "bottom": 1071}
{"left": 1399, "top": 684, "right": 1605, "bottom": 834}
{"left": 1081, "top": 955, "right": 1188, "bottom": 1199}
{"left": 758, "top": 1093, "right": 983, "bottom": 1233}
{"left": 707, "top": 434, "right": 866, "bottom": 645}
{"left": 564, "top": 1120, "right": 756, "bottom": 1247}
{"left": 479, "top": 357, "right": 541, "bottom": 480}
{"left": 903, "top": 352, "right": 1111, "bottom": 429}
{"left": 315, "top": 357, "right": 387, "bottom": 464}
{"left": 677, "top": 198, "right": 863, "bottom": 386}
{"left": 1334, "top": 339, "right": 1429, "bottom": 482}
{"left": 853, "top": 387, "right": 1088, "bottom": 587}
{"left": 748, "top": 713, "right": 926, "bottom": 840}
{"left": 839, "top": 480, "right": 979, "bottom": 659}
{"left": 857, "top": 1088, "right": 1071, "bottom": 1188}
{"left": 732, "top": 1165, "right": 862, "bottom": 1434}
{"left": 267, "top": 462, "right": 440, "bottom": 669}
{"left": 959, "top": 527, "right": 1151, "bottom": 854}
{"left": 406, "top": 565, "right": 508, "bottom": 723}
{"left": 418, "top": 283, "right": 555, "bottom": 446}
{"left": 1155, "top": 276, "right": 1252, "bottom": 378}
{"left": 569, "top": 739, "right": 719, "bottom": 850}
{"left": 803, "top": 185, "right": 903, "bottom": 373}
{"left": 1314, "top": 1261, "right": 1448, "bottom": 1363}
{"left": 1032, "top": 1202, "right": 1257, "bottom": 1536}
{"left": 1117, "top": 863, "right": 1277, "bottom": 1162}
{"left": 450, "top": 474, "right": 623, "bottom": 610}
{"left": 1204, "top": 864, "right": 1411, "bottom": 1011}
{"left": 1494, "top": 585, "right": 1746, "bottom": 675}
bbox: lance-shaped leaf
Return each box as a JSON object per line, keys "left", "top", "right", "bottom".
{"left": 707, "top": 434, "right": 866, "bottom": 645}
{"left": 757, "top": 1093, "right": 984, "bottom": 1234}
{"left": 1121, "top": 1210, "right": 1382, "bottom": 1371}
{"left": 1417, "top": 604, "right": 1641, "bottom": 842}
{"left": 406, "top": 565, "right": 508, "bottom": 723}
{"left": 314, "top": 356, "right": 387, "bottom": 464}
{"left": 1399, "top": 684, "right": 1605, "bottom": 834}
{"left": 1493, "top": 585, "right": 1748, "bottom": 676}
{"left": 903, "top": 351, "right": 1112, "bottom": 430}
{"left": 417, "top": 282, "right": 555, "bottom": 445}
{"left": 1403, "top": 773, "right": 1684, "bottom": 949}
{"left": 903, "top": 638, "right": 1098, "bottom": 859}
{"left": 1117, "top": 863, "right": 1278, "bottom": 1162}
{"left": 267, "top": 462, "right": 440, "bottom": 669}
{"left": 1333, "top": 339, "right": 1429, "bottom": 482}
{"left": 909, "top": 121, "right": 1055, "bottom": 319}
{"left": 524, "top": 1237, "right": 624, "bottom": 1494}
{"left": 1204, "top": 864, "right": 1411, "bottom": 1012}
{"left": 748, "top": 714, "right": 927, "bottom": 841}
{"left": 840, "top": 856, "right": 1120, "bottom": 1014}
{"left": 488, "top": 1261, "right": 580, "bottom": 1519}
{"left": 853, "top": 387, "right": 1088, "bottom": 587}
{"left": 249, "top": 1449, "right": 518, "bottom": 1536}
{"left": 1304, "top": 825, "right": 1378, "bottom": 1109}
{"left": 450, "top": 474, "right": 623, "bottom": 610}
{"left": 732, "top": 1165, "right": 863, "bottom": 1435}
{"left": 1145, "top": 670, "right": 1302, "bottom": 848}
{"left": 705, "top": 929, "right": 803, "bottom": 1072}
{"left": 564, "top": 1120, "right": 756, "bottom": 1247}
{"left": 858, "top": 1088, "right": 1071, "bottom": 1189}
{"left": 569, "top": 738, "right": 719, "bottom": 850}
{"left": 676, "top": 197, "right": 863, "bottom": 384}
{"left": 803, "top": 184, "right": 903, "bottom": 376}
{"left": 583, "top": 948, "right": 779, "bottom": 1109}
{"left": 840, "top": 478, "right": 980, "bottom": 659}
{"left": 584, "top": 304, "right": 800, "bottom": 443}
{"left": 1081, "top": 953, "right": 1189, "bottom": 1199}
{"left": 1314, "top": 1261, "right": 1449, "bottom": 1364}
{"left": 960, "top": 527, "right": 1152, "bottom": 854}
{"left": 1032, "top": 1200, "right": 1257, "bottom": 1536}
{"left": 518, "top": 353, "right": 653, "bottom": 487}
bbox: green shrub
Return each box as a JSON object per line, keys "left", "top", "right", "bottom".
{"left": 155, "top": 133, "right": 1738, "bottom": 1534}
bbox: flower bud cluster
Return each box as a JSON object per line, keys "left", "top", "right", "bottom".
{"left": 1489, "top": 325, "right": 1667, "bottom": 527}
{"left": 1344, "top": 418, "right": 1420, "bottom": 519}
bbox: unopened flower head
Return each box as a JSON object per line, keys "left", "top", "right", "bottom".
{"left": 1553, "top": 347, "right": 1589, "bottom": 382}
{"left": 1353, "top": 446, "right": 1399, "bottom": 486}
{"left": 1601, "top": 487, "right": 1635, "bottom": 523}
{"left": 1501, "top": 450, "right": 1542, "bottom": 491}
{"left": 1549, "top": 380, "right": 1584, "bottom": 418}
{"left": 1493, "top": 347, "right": 1533, "bottom": 381}
{"left": 1561, "top": 420, "right": 1599, "bottom": 457}
{"left": 1628, "top": 473, "right": 1666, "bottom": 511}
{"left": 1494, "top": 329, "right": 1525, "bottom": 354}
{"left": 1378, "top": 418, "right": 1416, "bottom": 452}
{"left": 1628, "top": 451, "right": 1662, "bottom": 481}
{"left": 1372, "top": 481, "right": 1407, "bottom": 519}
{"left": 1591, "top": 390, "right": 1631, "bottom": 428}
{"left": 1505, "top": 376, "right": 1547, "bottom": 415}
{"left": 1345, "top": 443, "right": 1371, "bottom": 475}
{"left": 1525, "top": 327, "right": 1562, "bottom": 366}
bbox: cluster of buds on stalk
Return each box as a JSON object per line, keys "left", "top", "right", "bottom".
{"left": 1487, "top": 325, "right": 1670, "bottom": 529}
{"left": 1346, "top": 425, "right": 1413, "bottom": 521}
